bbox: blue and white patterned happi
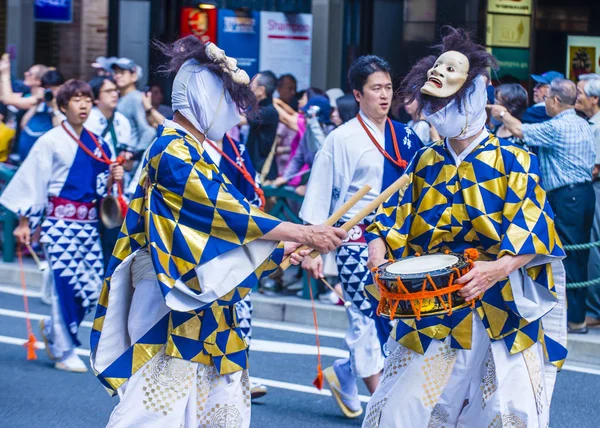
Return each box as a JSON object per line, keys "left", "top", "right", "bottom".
{"left": 235, "top": 293, "right": 253, "bottom": 346}
{"left": 41, "top": 217, "right": 103, "bottom": 346}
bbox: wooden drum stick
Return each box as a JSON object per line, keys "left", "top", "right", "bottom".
{"left": 279, "top": 184, "right": 372, "bottom": 270}
{"left": 301, "top": 174, "right": 410, "bottom": 265}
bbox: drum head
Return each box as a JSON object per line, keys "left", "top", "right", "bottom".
{"left": 385, "top": 254, "right": 458, "bottom": 275}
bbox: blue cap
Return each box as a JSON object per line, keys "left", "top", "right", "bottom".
{"left": 531, "top": 71, "right": 564, "bottom": 85}
{"left": 303, "top": 95, "right": 332, "bottom": 124}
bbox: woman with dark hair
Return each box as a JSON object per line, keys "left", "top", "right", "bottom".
{"left": 335, "top": 93, "right": 360, "bottom": 124}
{"left": 1, "top": 79, "right": 124, "bottom": 373}
{"left": 365, "top": 27, "right": 566, "bottom": 427}
{"left": 492, "top": 83, "right": 528, "bottom": 146}
{"left": 90, "top": 36, "right": 346, "bottom": 427}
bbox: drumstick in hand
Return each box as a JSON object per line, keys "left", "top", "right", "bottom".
{"left": 279, "top": 184, "right": 372, "bottom": 270}
{"left": 299, "top": 174, "right": 410, "bottom": 265}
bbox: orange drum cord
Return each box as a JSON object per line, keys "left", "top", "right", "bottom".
{"left": 374, "top": 249, "right": 479, "bottom": 321}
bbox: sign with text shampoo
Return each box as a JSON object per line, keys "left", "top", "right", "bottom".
{"left": 218, "top": 10, "right": 260, "bottom": 79}
{"left": 259, "top": 12, "right": 313, "bottom": 90}
{"left": 34, "top": 0, "right": 73, "bottom": 23}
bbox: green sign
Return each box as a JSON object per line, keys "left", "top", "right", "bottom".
{"left": 492, "top": 48, "right": 530, "bottom": 80}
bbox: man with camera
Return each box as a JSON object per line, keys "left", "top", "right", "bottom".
{"left": 18, "top": 69, "right": 66, "bottom": 161}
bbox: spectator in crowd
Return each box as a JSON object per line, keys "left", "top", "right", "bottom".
{"left": 148, "top": 82, "right": 173, "bottom": 119}
{"left": 141, "top": 90, "right": 167, "bottom": 129}
{"left": 276, "top": 73, "right": 297, "bottom": 110}
{"left": 575, "top": 74, "right": 600, "bottom": 328}
{"left": 521, "top": 71, "right": 563, "bottom": 124}
{"left": 18, "top": 69, "right": 66, "bottom": 161}
{"left": 272, "top": 87, "right": 327, "bottom": 186}
{"left": 492, "top": 83, "right": 529, "bottom": 147}
{"left": 111, "top": 58, "right": 157, "bottom": 152}
{"left": 326, "top": 88, "right": 345, "bottom": 126}
{"left": 86, "top": 76, "right": 135, "bottom": 156}
{"left": 86, "top": 75, "right": 136, "bottom": 270}
{"left": 242, "top": 70, "right": 279, "bottom": 180}
{"left": 272, "top": 95, "right": 332, "bottom": 191}
{"left": 489, "top": 77, "right": 596, "bottom": 333}
{"left": 335, "top": 94, "right": 360, "bottom": 124}
{"left": 0, "top": 54, "right": 48, "bottom": 110}
{"left": 404, "top": 98, "right": 440, "bottom": 145}
{"left": 91, "top": 56, "right": 116, "bottom": 77}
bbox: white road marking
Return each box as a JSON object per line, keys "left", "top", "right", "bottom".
{"left": 0, "top": 334, "right": 367, "bottom": 402}
{"left": 252, "top": 376, "right": 370, "bottom": 403}
{"left": 0, "top": 285, "right": 41, "bottom": 298}
{"left": 562, "top": 363, "right": 600, "bottom": 376}
{"left": 0, "top": 290, "right": 347, "bottom": 338}
{"left": 0, "top": 309, "right": 348, "bottom": 358}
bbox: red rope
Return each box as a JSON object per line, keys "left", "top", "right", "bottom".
{"left": 356, "top": 114, "right": 407, "bottom": 169}
{"left": 17, "top": 248, "right": 37, "bottom": 360}
{"left": 307, "top": 277, "right": 324, "bottom": 390}
{"left": 204, "top": 135, "right": 266, "bottom": 209}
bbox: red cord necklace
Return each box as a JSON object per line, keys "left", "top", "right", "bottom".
{"left": 356, "top": 114, "right": 407, "bottom": 169}
{"left": 204, "top": 134, "right": 266, "bottom": 209}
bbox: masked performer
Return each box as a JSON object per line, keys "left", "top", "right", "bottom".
{"left": 300, "top": 55, "right": 422, "bottom": 418}
{"left": 362, "top": 27, "right": 567, "bottom": 428}
{"left": 91, "top": 36, "right": 346, "bottom": 427}
{"left": 0, "top": 80, "right": 124, "bottom": 372}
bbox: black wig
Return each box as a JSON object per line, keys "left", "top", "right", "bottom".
{"left": 400, "top": 27, "right": 498, "bottom": 115}
{"left": 153, "top": 36, "right": 257, "bottom": 113}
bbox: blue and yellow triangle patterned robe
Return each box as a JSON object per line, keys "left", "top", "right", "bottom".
{"left": 90, "top": 126, "right": 283, "bottom": 395}
{"left": 365, "top": 135, "right": 568, "bottom": 368}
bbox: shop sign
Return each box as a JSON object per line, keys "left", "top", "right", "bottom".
{"left": 180, "top": 7, "right": 217, "bottom": 43}
{"left": 34, "top": 0, "right": 73, "bottom": 23}
{"left": 488, "top": 0, "right": 532, "bottom": 16}
{"left": 486, "top": 14, "right": 531, "bottom": 48}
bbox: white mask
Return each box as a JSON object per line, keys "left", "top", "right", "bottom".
{"left": 171, "top": 59, "right": 241, "bottom": 141}
{"left": 424, "top": 75, "right": 487, "bottom": 140}
{"left": 421, "top": 51, "right": 470, "bottom": 98}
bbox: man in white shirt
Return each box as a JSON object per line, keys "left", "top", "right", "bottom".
{"left": 300, "top": 55, "right": 421, "bottom": 418}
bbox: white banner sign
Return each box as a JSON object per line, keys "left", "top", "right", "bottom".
{"left": 566, "top": 35, "right": 600, "bottom": 81}
{"left": 259, "top": 12, "right": 313, "bottom": 90}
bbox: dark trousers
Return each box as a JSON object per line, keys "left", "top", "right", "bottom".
{"left": 547, "top": 182, "right": 596, "bottom": 324}
{"left": 99, "top": 221, "right": 121, "bottom": 275}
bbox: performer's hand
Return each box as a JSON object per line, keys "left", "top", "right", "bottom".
{"left": 14, "top": 223, "right": 31, "bottom": 246}
{"left": 456, "top": 260, "right": 508, "bottom": 302}
{"left": 304, "top": 225, "right": 347, "bottom": 253}
{"left": 283, "top": 242, "right": 311, "bottom": 266}
{"left": 302, "top": 254, "right": 323, "bottom": 279}
{"left": 110, "top": 164, "right": 125, "bottom": 182}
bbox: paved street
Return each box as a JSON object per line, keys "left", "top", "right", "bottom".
{"left": 0, "top": 284, "right": 599, "bottom": 428}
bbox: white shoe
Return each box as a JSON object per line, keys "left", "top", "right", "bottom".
{"left": 54, "top": 351, "right": 88, "bottom": 373}
{"left": 250, "top": 382, "right": 268, "bottom": 399}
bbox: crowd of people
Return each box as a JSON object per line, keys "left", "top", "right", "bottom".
{"left": 0, "top": 27, "right": 598, "bottom": 427}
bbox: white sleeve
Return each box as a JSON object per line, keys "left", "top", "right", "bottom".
{"left": 0, "top": 134, "right": 54, "bottom": 228}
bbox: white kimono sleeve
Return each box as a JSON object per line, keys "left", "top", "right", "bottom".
{"left": 0, "top": 135, "right": 53, "bottom": 228}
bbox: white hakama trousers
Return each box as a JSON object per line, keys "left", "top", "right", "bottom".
{"left": 106, "top": 348, "right": 251, "bottom": 428}
{"left": 106, "top": 250, "right": 251, "bottom": 428}
{"left": 363, "top": 315, "right": 553, "bottom": 428}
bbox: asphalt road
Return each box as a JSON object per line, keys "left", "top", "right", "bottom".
{"left": 0, "top": 285, "right": 598, "bottom": 428}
